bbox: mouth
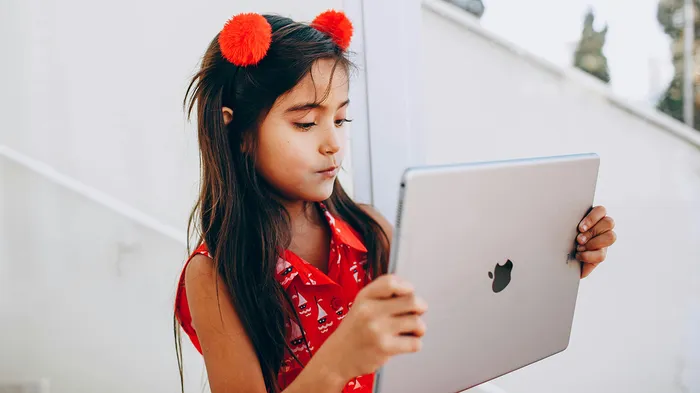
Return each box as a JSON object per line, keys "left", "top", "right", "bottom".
{"left": 317, "top": 166, "right": 339, "bottom": 176}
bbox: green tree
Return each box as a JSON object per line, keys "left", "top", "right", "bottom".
{"left": 656, "top": 0, "right": 700, "bottom": 130}
{"left": 573, "top": 9, "right": 611, "bottom": 83}
{"left": 445, "top": 0, "right": 485, "bottom": 19}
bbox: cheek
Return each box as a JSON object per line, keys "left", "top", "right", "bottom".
{"left": 255, "top": 133, "right": 315, "bottom": 184}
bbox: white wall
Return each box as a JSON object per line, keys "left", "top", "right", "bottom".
{"left": 0, "top": 0, "right": 345, "bottom": 234}
{"left": 0, "top": 155, "right": 204, "bottom": 393}
{"left": 421, "top": 2, "right": 700, "bottom": 392}
{"left": 0, "top": 1, "right": 346, "bottom": 393}
{"left": 345, "top": 0, "right": 425, "bottom": 218}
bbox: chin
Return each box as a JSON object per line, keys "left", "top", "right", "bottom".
{"left": 302, "top": 182, "right": 335, "bottom": 202}
{"left": 310, "top": 186, "right": 335, "bottom": 202}
{"left": 274, "top": 177, "right": 337, "bottom": 203}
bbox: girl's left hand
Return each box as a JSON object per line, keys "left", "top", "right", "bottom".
{"left": 575, "top": 205, "right": 617, "bottom": 278}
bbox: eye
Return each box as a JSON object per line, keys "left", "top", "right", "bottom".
{"left": 335, "top": 118, "right": 353, "bottom": 128}
{"left": 294, "top": 122, "right": 317, "bottom": 131}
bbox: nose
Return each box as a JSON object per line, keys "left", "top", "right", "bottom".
{"left": 319, "top": 125, "right": 341, "bottom": 156}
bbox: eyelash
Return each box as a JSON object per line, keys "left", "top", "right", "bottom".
{"left": 294, "top": 118, "right": 353, "bottom": 131}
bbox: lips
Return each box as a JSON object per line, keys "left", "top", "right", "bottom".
{"left": 318, "top": 166, "right": 338, "bottom": 173}
{"left": 317, "top": 166, "right": 339, "bottom": 177}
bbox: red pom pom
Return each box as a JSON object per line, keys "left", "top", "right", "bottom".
{"left": 311, "top": 10, "right": 353, "bottom": 51}
{"left": 219, "top": 13, "right": 272, "bottom": 66}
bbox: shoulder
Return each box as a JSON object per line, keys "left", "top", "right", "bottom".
{"left": 183, "top": 252, "right": 225, "bottom": 313}
{"left": 185, "top": 252, "right": 214, "bottom": 279}
{"left": 184, "top": 253, "right": 218, "bottom": 296}
{"left": 183, "top": 243, "right": 214, "bottom": 284}
{"left": 359, "top": 203, "right": 393, "bottom": 239}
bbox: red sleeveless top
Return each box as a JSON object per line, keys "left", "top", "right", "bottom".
{"left": 174, "top": 204, "right": 375, "bottom": 392}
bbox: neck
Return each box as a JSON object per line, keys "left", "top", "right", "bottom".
{"left": 282, "top": 199, "right": 331, "bottom": 273}
{"left": 282, "top": 200, "right": 322, "bottom": 227}
{"left": 283, "top": 200, "right": 307, "bottom": 222}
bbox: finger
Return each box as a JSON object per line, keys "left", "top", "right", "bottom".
{"left": 577, "top": 230, "right": 616, "bottom": 251}
{"left": 360, "top": 274, "right": 414, "bottom": 300}
{"left": 389, "top": 314, "right": 427, "bottom": 337}
{"left": 581, "top": 262, "right": 599, "bottom": 278}
{"left": 577, "top": 216, "right": 615, "bottom": 245}
{"left": 576, "top": 248, "right": 607, "bottom": 264}
{"left": 379, "top": 293, "right": 428, "bottom": 316}
{"left": 579, "top": 205, "right": 608, "bottom": 233}
{"left": 387, "top": 335, "right": 423, "bottom": 355}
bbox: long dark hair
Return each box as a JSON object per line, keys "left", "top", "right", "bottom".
{"left": 174, "top": 14, "right": 390, "bottom": 393}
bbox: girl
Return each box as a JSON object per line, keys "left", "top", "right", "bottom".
{"left": 174, "top": 10, "right": 617, "bottom": 393}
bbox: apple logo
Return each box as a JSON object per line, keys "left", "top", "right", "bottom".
{"left": 488, "top": 259, "right": 514, "bottom": 293}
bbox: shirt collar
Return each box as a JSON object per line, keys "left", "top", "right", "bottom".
{"left": 273, "top": 203, "right": 368, "bottom": 289}
{"left": 275, "top": 252, "right": 337, "bottom": 289}
{"left": 318, "top": 203, "right": 368, "bottom": 253}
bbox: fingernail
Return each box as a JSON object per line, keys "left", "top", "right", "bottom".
{"left": 577, "top": 245, "right": 585, "bottom": 252}
{"left": 578, "top": 235, "right": 587, "bottom": 243}
{"left": 581, "top": 224, "right": 588, "bottom": 231}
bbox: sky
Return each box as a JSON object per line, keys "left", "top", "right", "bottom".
{"left": 479, "top": 0, "right": 675, "bottom": 105}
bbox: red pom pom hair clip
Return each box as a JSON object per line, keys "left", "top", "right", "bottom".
{"left": 218, "top": 10, "right": 354, "bottom": 67}
{"left": 218, "top": 13, "right": 272, "bottom": 66}
{"left": 311, "top": 10, "right": 354, "bottom": 51}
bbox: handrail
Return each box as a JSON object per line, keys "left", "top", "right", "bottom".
{"left": 0, "top": 145, "right": 187, "bottom": 246}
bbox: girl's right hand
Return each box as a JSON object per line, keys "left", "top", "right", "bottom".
{"left": 312, "top": 274, "right": 428, "bottom": 383}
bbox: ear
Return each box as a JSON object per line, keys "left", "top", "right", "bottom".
{"left": 222, "top": 107, "right": 233, "bottom": 126}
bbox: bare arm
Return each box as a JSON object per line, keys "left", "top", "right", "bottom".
{"left": 185, "top": 255, "right": 347, "bottom": 393}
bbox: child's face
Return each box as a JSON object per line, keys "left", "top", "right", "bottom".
{"left": 255, "top": 58, "right": 350, "bottom": 202}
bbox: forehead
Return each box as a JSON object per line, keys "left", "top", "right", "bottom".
{"left": 278, "top": 58, "right": 349, "bottom": 106}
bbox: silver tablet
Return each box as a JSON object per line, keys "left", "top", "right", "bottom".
{"left": 374, "top": 153, "right": 600, "bottom": 393}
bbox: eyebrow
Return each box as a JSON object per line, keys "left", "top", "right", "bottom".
{"left": 285, "top": 99, "right": 350, "bottom": 113}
